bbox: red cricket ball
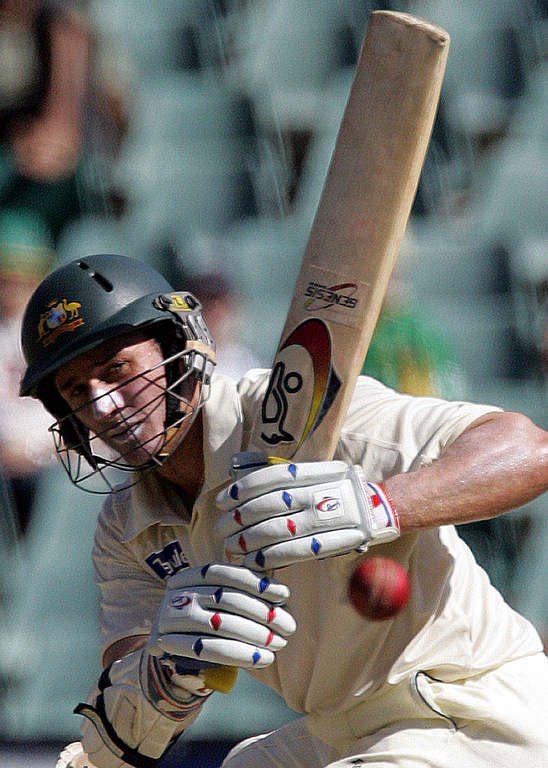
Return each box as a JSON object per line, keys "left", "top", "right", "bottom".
{"left": 348, "top": 556, "right": 410, "bottom": 620}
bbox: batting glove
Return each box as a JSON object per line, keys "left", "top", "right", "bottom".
{"left": 215, "top": 455, "right": 400, "bottom": 570}
{"left": 76, "top": 563, "right": 295, "bottom": 768}
{"left": 147, "top": 561, "right": 296, "bottom": 670}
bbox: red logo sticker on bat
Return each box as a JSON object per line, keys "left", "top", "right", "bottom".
{"left": 259, "top": 318, "right": 340, "bottom": 454}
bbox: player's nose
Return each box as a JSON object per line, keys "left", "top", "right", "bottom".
{"left": 89, "top": 385, "right": 125, "bottom": 421}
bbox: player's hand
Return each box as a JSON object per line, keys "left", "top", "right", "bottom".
{"left": 76, "top": 563, "right": 296, "bottom": 768}
{"left": 55, "top": 742, "right": 92, "bottom": 768}
{"left": 148, "top": 562, "right": 296, "bottom": 670}
{"left": 215, "top": 456, "right": 400, "bottom": 570}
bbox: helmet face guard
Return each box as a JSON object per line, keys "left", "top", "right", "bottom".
{"left": 20, "top": 255, "right": 216, "bottom": 493}
{"left": 50, "top": 343, "right": 212, "bottom": 493}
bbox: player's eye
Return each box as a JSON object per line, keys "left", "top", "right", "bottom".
{"left": 104, "top": 360, "right": 129, "bottom": 382}
{"left": 68, "top": 383, "right": 88, "bottom": 402}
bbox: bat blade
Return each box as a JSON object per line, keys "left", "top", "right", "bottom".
{"left": 250, "top": 11, "right": 450, "bottom": 461}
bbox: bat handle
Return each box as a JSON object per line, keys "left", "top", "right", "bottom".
{"left": 184, "top": 454, "right": 271, "bottom": 695}
{"left": 174, "top": 656, "right": 238, "bottom": 694}
{"left": 230, "top": 451, "right": 270, "bottom": 478}
{"left": 231, "top": 451, "right": 295, "bottom": 480}
{"left": 202, "top": 665, "right": 238, "bottom": 694}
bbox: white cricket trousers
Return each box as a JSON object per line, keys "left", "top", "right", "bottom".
{"left": 221, "top": 653, "right": 548, "bottom": 767}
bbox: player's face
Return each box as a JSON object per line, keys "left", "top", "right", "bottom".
{"left": 54, "top": 332, "right": 171, "bottom": 466}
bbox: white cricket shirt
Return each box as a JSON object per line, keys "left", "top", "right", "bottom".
{"left": 92, "top": 372, "right": 542, "bottom": 717}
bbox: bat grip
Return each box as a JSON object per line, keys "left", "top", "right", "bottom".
{"left": 171, "top": 657, "right": 238, "bottom": 694}
{"left": 202, "top": 665, "right": 238, "bottom": 694}
{"left": 230, "top": 451, "right": 270, "bottom": 478}
{"left": 162, "top": 455, "right": 267, "bottom": 696}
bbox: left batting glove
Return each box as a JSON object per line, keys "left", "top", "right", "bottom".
{"left": 76, "top": 563, "right": 295, "bottom": 768}
{"left": 215, "top": 455, "right": 400, "bottom": 570}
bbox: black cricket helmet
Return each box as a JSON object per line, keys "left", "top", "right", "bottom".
{"left": 20, "top": 253, "right": 216, "bottom": 492}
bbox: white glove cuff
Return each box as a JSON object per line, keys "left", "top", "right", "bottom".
{"left": 140, "top": 651, "right": 212, "bottom": 720}
{"left": 348, "top": 467, "right": 400, "bottom": 546}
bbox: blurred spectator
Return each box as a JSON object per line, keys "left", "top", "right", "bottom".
{"left": 361, "top": 242, "right": 467, "bottom": 400}
{"left": 0, "top": 0, "right": 91, "bottom": 240}
{"left": 183, "top": 268, "right": 265, "bottom": 379}
{"left": 362, "top": 298, "right": 467, "bottom": 399}
{"left": 0, "top": 0, "right": 89, "bottom": 177}
{"left": 0, "top": 208, "right": 56, "bottom": 535}
{"left": 0, "top": 0, "right": 131, "bottom": 240}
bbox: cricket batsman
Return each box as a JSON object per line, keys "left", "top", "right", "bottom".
{"left": 16, "top": 253, "right": 547, "bottom": 768}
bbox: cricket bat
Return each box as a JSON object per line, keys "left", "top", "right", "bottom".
{"left": 211, "top": 10, "right": 449, "bottom": 694}
{"left": 250, "top": 11, "right": 449, "bottom": 461}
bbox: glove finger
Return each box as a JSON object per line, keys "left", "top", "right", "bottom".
{"left": 158, "top": 594, "right": 289, "bottom": 649}
{"left": 239, "top": 529, "right": 366, "bottom": 570}
{"left": 216, "top": 474, "right": 362, "bottom": 538}
{"left": 215, "top": 488, "right": 304, "bottom": 537}
{"left": 189, "top": 586, "right": 296, "bottom": 636}
{"left": 166, "top": 562, "right": 290, "bottom": 604}
{"left": 216, "top": 460, "right": 349, "bottom": 510}
{"left": 223, "top": 504, "right": 360, "bottom": 557}
{"left": 156, "top": 634, "right": 276, "bottom": 669}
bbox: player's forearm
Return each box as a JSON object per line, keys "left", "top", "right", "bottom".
{"left": 80, "top": 565, "right": 295, "bottom": 767}
{"left": 78, "top": 649, "right": 206, "bottom": 768}
{"left": 386, "top": 411, "right": 548, "bottom": 532}
{"left": 102, "top": 634, "right": 148, "bottom": 669}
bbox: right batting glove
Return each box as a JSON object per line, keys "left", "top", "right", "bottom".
{"left": 216, "top": 457, "right": 400, "bottom": 570}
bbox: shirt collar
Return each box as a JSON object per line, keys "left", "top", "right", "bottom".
{"left": 122, "top": 373, "right": 243, "bottom": 541}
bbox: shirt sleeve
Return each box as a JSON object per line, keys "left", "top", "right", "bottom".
{"left": 339, "top": 376, "right": 502, "bottom": 475}
{"left": 237, "top": 370, "right": 501, "bottom": 477}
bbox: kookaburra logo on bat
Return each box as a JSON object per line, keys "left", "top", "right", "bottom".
{"left": 260, "top": 361, "right": 303, "bottom": 445}
{"left": 260, "top": 318, "right": 341, "bottom": 453}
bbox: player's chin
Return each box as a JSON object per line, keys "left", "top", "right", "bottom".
{"left": 110, "top": 431, "right": 166, "bottom": 467}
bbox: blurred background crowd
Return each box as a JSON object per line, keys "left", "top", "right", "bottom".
{"left": 0, "top": 1, "right": 546, "bottom": 766}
